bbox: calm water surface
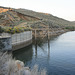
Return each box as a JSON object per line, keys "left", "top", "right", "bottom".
{"left": 13, "top": 31, "right": 75, "bottom": 75}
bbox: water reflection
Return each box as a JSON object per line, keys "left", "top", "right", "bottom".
{"left": 35, "top": 39, "right": 37, "bottom": 58}
{"left": 13, "top": 36, "right": 51, "bottom": 63}
{"left": 34, "top": 36, "right": 51, "bottom": 62}
{"left": 48, "top": 37, "right": 50, "bottom": 60}
{"left": 13, "top": 31, "right": 75, "bottom": 75}
{"left": 13, "top": 45, "right": 33, "bottom": 64}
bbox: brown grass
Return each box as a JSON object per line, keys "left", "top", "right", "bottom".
{"left": 0, "top": 52, "right": 47, "bottom": 75}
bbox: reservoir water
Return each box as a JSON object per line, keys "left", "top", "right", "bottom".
{"left": 13, "top": 31, "right": 75, "bottom": 75}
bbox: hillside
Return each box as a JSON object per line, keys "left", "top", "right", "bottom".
{"left": 72, "top": 21, "right": 75, "bottom": 23}
{"left": 0, "top": 6, "right": 75, "bottom": 34}
{"left": 15, "top": 8, "right": 75, "bottom": 27}
{"left": 0, "top": 6, "right": 39, "bottom": 27}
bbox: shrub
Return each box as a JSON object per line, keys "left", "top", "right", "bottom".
{"left": 0, "top": 52, "right": 47, "bottom": 75}
{"left": 5, "top": 27, "right": 16, "bottom": 34}
{"left": 0, "top": 26, "right": 4, "bottom": 33}
{"left": 65, "top": 26, "right": 75, "bottom": 31}
{"left": 2, "top": 26, "right": 32, "bottom": 34}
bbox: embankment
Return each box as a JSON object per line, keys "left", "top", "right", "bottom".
{"left": 32, "top": 28, "right": 68, "bottom": 38}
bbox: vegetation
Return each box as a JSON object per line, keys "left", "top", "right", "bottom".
{"left": 15, "top": 8, "right": 75, "bottom": 27}
{"left": 0, "top": 6, "right": 75, "bottom": 35}
{"left": 0, "top": 26, "right": 4, "bottom": 33}
{"left": 0, "top": 52, "right": 47, "bottom": 75}
{"left": 65, "top": 26, "right": 75, "bottom": 31}
{"left": 0, "top": 26, "right": 32, "bottom": 34}
{"left": 6, "top": 27, "right": 32, "bottom": 34}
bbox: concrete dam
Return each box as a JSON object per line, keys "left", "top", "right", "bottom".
{"left": 0, "top": 31, "right": 32, "bottom": 51}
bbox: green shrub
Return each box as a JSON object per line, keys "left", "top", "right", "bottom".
{"left": 4, "top": 26, "right": 32, "bottom": 34}
{"left": 65, "top": 26, "right": 75, "bottom": 31}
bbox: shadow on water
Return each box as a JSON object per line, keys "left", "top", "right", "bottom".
{"left": 13, "top": 35, "right": 58, "bottom": 63}
{"left": 12, "top": 45, "right": 33, "bottom": 64}
{"left": 13, "top": 35, "right": 52, "bottom": 61}
{"left": 33, "top": 36, "right": 52, "bottom": 61}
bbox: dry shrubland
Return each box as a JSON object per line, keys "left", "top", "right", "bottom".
{"left": 0, "top": 52, "right": 47, "bottom": 75}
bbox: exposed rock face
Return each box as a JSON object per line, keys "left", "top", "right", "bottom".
{"left": 0, "top": 7, "right": 39, "bottom": 27}
{"left": 0, "top": 8, "right": 9, "bottom": 13}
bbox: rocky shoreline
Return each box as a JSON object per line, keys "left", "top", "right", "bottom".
{"left": 49, "top": 29, "right": 68, "bottom": 36}
{"left": 32, "top": 28, "right": 68, "bottom": 38}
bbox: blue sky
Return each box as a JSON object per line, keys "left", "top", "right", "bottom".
{"left": 0, "top": 0, "right": 75, "bottom": 21}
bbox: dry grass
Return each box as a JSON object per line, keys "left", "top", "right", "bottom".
{"left": 0, "top": 52, "right": 47, "bottom": 75}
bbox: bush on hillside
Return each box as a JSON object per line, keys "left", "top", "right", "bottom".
{"left": 65, "top": 26, "right": 75, "bottom": 31}
{"left": 0, "top": 26, "right": 4, "bottom": 33}
{"left": 5, "top": 26, "right": 32, "bottom": 34}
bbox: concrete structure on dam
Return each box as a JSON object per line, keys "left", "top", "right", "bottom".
{"left": 0, "top": 31, "right": 32, "bottom": 51}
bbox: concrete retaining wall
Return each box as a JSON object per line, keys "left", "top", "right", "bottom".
{"left": 11, "top": 31, "right": 32, "bottom": 50}
{"left": 0, "top": 36, "right": 12, "bottom": 51}
{"left": 0, "top": 31, "right": 32, "bottom": 51}
{"left": 11, "top": 31, "right": 32, "bottom": 45}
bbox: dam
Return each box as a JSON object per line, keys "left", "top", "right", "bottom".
{"left": 0, "top": 31, "right": 32, "bottom": 51}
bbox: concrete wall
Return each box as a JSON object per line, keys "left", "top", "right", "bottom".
{"left": 11, "top": 31, "right": 32, "bottom": 45}
{"left": 0, "top": 36, "right": 12, "bottom": 51}
{"left": 1, "top": 31, "right": 32, "bottom": 51}
{"left": 11, "top": 31, "right": 32, "bottom": 51}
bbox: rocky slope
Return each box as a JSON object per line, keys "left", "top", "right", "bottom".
{"left": 0, "top": 6, "right": 39, "bottom": 27}
{"left": 15, "top": 8, "right": 75, "bottom": 27}
{"left": 0, "top": 6, "right": 75, "bottom": 37}
{"left": 0, "top": 6, "right": 75, "bottom": 28}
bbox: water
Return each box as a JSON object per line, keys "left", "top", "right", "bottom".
{"left": 13, "top": 31, "right": 75, "bottom": 75}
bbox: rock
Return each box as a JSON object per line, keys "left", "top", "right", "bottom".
{"left": 15, "top": 60, "right": 24, "bottom": 70}
{"left": 24, "top": 67, "right": 30, "bottom": 70}
{"left": 24, "top": 70, "right": 31, "bottom": 75}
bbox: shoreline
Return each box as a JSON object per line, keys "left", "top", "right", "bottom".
{"left": 32, "top": 28, "right": 68, "bottom": 38}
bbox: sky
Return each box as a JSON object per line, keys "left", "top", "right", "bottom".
{"left": 0, "top": 0, "right": 75, "bottom": 21}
